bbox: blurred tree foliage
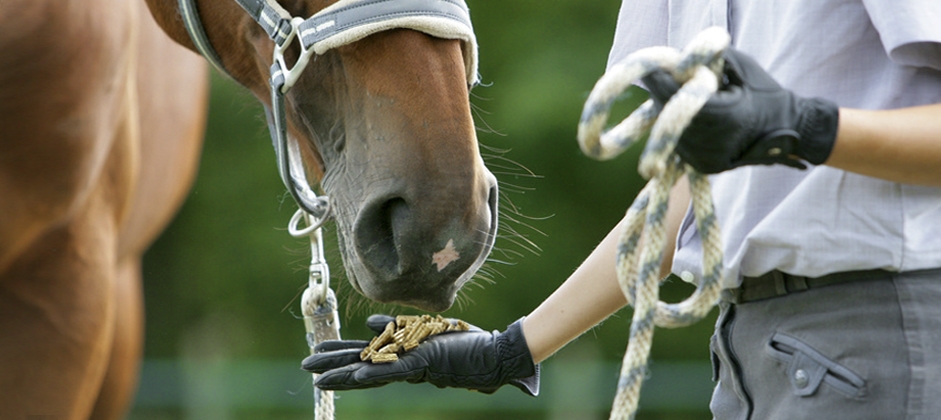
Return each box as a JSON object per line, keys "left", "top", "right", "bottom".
{"left": 141, "top": 0, "right": 716, "bottom": 417}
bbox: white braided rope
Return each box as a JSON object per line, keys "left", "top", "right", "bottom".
{"left": 291, "top": 209, "right": 340, "bottom": 420}
{"left": 577, "top": 27, "right": 729, "bottom": 420}
{"left": 316, "top": 397, "right": 335, "bottom": 420}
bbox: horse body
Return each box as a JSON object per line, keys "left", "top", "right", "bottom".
{"left": 0, "top": 0, "right": 208, "bottom": 418}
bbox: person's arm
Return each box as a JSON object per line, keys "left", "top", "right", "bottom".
{"left": 827, "top": 104, "right": 941, "bottom": 186}
{"left": 303, "top": 176, "right": 691, "bottom": 394}
{"left": 523, "top": 175, "right": 690, "bottom": 363}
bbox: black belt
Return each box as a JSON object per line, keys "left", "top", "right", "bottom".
{"left": 722, "top": 269, "right": 893, "bottom": 304}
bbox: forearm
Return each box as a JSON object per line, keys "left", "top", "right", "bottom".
{"left": 522, "top": 177, "right": 690, "bottom": 363}
{"left": 521, "top": 217, "right": 628, "bottom": 364}
{"left": 826, "top": 103, "right": 941, "bottom": 186}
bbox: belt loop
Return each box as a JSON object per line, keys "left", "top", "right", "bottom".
{"left": 790, "top": 275, "right": 809, "bottom": 292}
{"left": 772, "top": 271, "right": 787, "bottom": 296}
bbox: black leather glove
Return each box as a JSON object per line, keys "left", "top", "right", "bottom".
{"left": 642, "top": 48, "right": 839, "bottom": 174}
{"left": 301, "top": 315, "right": 540, "bottom": 396}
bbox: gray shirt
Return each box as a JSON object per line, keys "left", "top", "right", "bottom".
{"left": 607, "top": 0, "right": 941, "bottom": 287}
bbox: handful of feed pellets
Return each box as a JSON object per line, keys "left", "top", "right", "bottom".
{"left": 360, "top": 315, "right": 471, "bottom": 363}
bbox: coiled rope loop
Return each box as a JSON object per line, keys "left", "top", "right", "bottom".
{"left": 577, "top": 27, "right": 729, "bottom": 420}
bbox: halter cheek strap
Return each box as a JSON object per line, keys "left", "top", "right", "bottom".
{"left": 177, "top": 0, "right": 478, "bottom": 216}
{"left": 178, "top": 0, "right": 231, "bottom": 78}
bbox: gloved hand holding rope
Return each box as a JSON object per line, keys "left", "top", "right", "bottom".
{"left": 579, "top": 26, "right": 839, "bottom": 419}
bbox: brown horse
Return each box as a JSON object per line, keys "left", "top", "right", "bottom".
{"left": 0, "top": 0, "right": 208, "bottom": 419}
{"left": 146, "top": 0, "right": 498, "bottom": 312}
{"left": 3, "top": 0, "right": 496, "bottom": 418}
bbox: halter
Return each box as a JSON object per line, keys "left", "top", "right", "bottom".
{"left": 177, "top": 3, "right": 478, "bottom": 417}
{"left": 177, "top": 0, "right": 479, "bottom": 216}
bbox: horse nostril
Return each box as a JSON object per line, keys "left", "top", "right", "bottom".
{"left": 355, "top": 197, "right": 410, "bottom": 276}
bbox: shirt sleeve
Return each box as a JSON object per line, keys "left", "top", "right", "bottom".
{"left": 863, "top": 0, "right": 941, "bottom": 70}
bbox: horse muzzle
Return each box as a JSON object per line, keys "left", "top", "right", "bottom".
{"left": 348, "top": 172, "right": 498, "bottom": 312}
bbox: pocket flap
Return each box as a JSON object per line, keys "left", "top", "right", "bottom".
{"left": 788, "top": 351, "right": 828, "bottom": 396}
{"left": 767, "top": 332, "right": 866, "bottom": 398}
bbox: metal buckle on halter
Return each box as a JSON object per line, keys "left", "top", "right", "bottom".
{"left": 273, "top": 17, "right": 320, "bottom": 94}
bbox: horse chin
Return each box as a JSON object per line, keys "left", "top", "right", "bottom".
{"left": 386, "top": 290, "right": 459, "bottom": 314}
{"left": 344, "top": 262, "right": 464, "bottom": 312}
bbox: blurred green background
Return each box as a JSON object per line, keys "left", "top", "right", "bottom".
{"left": 133, "top": 1, "right": 717, "bottom": 419}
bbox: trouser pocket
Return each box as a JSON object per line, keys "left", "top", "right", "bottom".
{"left": 766, "top": 332, "right": 866, "bottom": 399}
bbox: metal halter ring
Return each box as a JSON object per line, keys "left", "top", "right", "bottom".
{"left": 288, "top": 200, "right": 332, "bottom": 237}
{"left": 289, "top": 208, "right": 332, "bottom": 302}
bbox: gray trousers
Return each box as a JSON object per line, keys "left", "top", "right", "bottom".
{"left": 710, "top": 269, "right": 941, "bottom": 420}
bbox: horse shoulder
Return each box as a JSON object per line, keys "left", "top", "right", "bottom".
{"left": 0, "top": 0, "right": 140, "bottom": 264}
{"left": 116, "top": 2, "right": 209, "bottom": 257}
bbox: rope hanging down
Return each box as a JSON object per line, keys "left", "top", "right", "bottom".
{"left": 577, "top": 27, "right": 730, "bottom": 420}
{"left": 289, "top": 204, "right": 340, "bottom": 420}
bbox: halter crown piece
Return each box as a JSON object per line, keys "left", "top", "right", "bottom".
{"left": 177, "top": 0, "right": 479, "bottom": 216}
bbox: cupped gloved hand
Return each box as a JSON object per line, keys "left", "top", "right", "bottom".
{"left": 641, "top": 47, "right": 839, "bottom": 174}
{"left": 301, "top": 315, "right": 540, "bottom": 396}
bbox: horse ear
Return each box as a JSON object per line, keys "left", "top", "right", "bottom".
{"left": 142, "top": 0, "right": 200, "bottom": 54}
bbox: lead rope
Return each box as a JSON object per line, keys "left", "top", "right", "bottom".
{"left": 289, "top": 206, "right": 340, "bottom": 420}
{"left": 577, "top": 27, "right": 730, "bottom": 420}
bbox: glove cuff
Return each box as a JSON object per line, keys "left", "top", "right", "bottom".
{"left": 498, "top": 318, "right": 541, "bottom": 396}
{"left": 797, "top": 97, "right": 840, "bottom": 165}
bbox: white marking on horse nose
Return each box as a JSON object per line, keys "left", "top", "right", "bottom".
{"left": 431, "top": 239, "right": 461, "bottom": 272}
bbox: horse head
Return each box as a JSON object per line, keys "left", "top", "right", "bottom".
{"left": 145, "top": 0, "right": 497, "bottom": 312}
